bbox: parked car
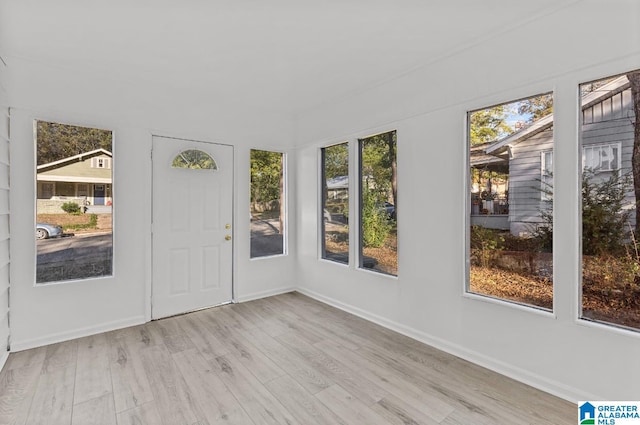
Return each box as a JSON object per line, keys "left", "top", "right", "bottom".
{"left": 36, "top": 223, "right": 63, "bottom": 239}
{"left": 381, "top": 202, "right": 396, "bottom": 219}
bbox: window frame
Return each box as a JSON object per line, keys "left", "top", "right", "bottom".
{"left": 465, "top": 93, "right": 555, "bottom": 313}
{"left": 541, "top": 150, "right": 553, "bottom": 201}
{"left": 34, "top": 119, "right": 115, "bottom": 284}
{"left": 582, "top": 142, "right": 621, "bottom": 173}
{"left": 249, "top": 149, "right": 287, "bottom": 259}
{"left": 357, "top": 130, "right": 398, "bottom": 277}
{"left": 320, "top": 142, "right": 350, "bottom": 265}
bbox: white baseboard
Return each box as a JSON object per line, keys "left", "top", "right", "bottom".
{"left": 296, "top": 287, "right": 597, "bottom": 404}
{"left": 235, "top": 286, "right": 295, "bottom": 303}
{"left": 0, "top": 350, "right": 8, "bottom": 372}
{"left": 10, "top": 315, "right": 147, "bottom": 352}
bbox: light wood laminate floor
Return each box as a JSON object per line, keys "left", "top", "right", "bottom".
{"left": 0, "top": 292, "right": 576, "bottom": 424}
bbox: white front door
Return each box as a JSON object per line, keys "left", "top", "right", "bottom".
{"left": 152, "top": 136, "right": 233, "bottom": 319}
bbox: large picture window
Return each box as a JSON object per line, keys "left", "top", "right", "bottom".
{"left": 321, "top": 143, "right": 349, "bottom": 264}
{"left": 580, "top": 70, "right": 640, "bottom": 331}
{"left": 250, "top": 149, "right": 286, "bottom": 258}
{"left": 467, "top": 93, "right": 554, "bottom": 309}
{"left": 36, "top": 120, "right": 113, "bottom": 283}
{"left": 359, "top": 130, "right": 397, "bottom": 276}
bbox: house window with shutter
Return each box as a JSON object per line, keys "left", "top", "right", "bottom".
{"left": 91, "top": 157, "right": 111, "bottom": 169}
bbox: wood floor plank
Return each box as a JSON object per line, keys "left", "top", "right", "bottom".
{"left": 234, "top": 300, "right": 292, "bottom": 338}
{"left": 371, "top": 395, "right": 441, "bottom": 425}
{"left": 238, "top": 325, "right": 334, "bottom": 395}
{"left": 71, "top": 393, "right": 116, "bottom": 425}
{"left": 149, "top": 316, "right": 195, "bottom": 354}
{"left": 264, "top": 375, "right": 346, "bottom": 425}
{"left": 74, "top": 334, "right": 112, "bottom": 406}
{"left": 315, "top": 384, "right": 391, "bottom": 425}
{"left": 116, "top": 402, "right": 164, "bottom": 425}
{"left": 141, "top": 344, "right": 209, "bottom": 425}
{"left": 210, "top": 355, "right": 298, "bottom": 425}
{"left": 275, "top": 331, "right": 388, "bottom": 404}
{"left": 194, "top": 310, "right": 286, "bottom": 384}
{"left": 266, "top": 296, "right": 364, "bottom": 351}
{"left": 108, "top": 323, "right": 163, "bottom": 350}
{"left": 3, "top": 347, "right": 47, "bottom": 371}
{"left": 25, "top": 365, "right": 75, "bottom": 425}
{"left": 41, "top": 340, "right": 78, "bottom": 374}
{"left": 0, "top": 364, "right": 42, "bottom": 425}
{"left": 107, "top": 335, "right": 154, "bottom": 413}
{"left": 172, "top": 349, "right": 254, "bottom": 425}
{"left": 174, "top": 313, "right": 230, "bottom": 361}
{"left": 250, "top": 298, "right": 325, "bottom": 346}
{"left": 314, "top": 339, "right": 455, "bottom": 422}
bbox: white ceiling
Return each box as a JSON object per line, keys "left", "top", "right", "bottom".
{"left": 0, "top": 0, "right": 576, "bottom": 116}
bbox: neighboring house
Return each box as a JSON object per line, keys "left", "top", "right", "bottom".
{"left": 37, "top": 148, "right": 113, "bottom": 213}
{"left": 472, "top": 75, "right": 636, "bottom": 236}
{"left": 326, "top": 175, "right": 349, "bottom": 200}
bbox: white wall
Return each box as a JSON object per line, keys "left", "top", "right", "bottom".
{"left": 0, "top": 58, "right": 10, "bottom": 369}
{"left": 7, "top": 57, "right": 297, "bottom": 350}
{"left": 295, "top": 1, "right": 640, "bottom": 402}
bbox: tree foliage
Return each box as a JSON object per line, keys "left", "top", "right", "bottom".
{"left": 627, "top": 70, "right": 640, "bottom": 234}
{"left": 37, "top": 121, "right": 112, "bottom": 165}
{"left": 250, "top": 150, "right": 283, "bottom": 207}
{"left": 469, "top": 106, "right": 512, "bottom": 145}
{"left": 324, "top": 143, "right": 348, "bottom": 179}
{"left": 361, "top": 187, "right": 391, "bottom": 248}
{"left": 517, "top": 93, "right": 553, "bottom": 122}
{"left": 536, "top": 171, "right": 632, "bottom": 255}
{"left": 361, "top": 131, "right": 396, "bottom": 207}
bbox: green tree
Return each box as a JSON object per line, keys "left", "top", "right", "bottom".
{"left": 37, "top": 121, "right": 112, "bottom": 165}
{"left": 469, "top": 106, "right": 512, "bottom": 145}
{"left": 361, "top": 187, "right": 391, "bottom": 248}
{"left": 250, "top": 150, "right": 284, "bottom": 231}
{"left": 361, "top": 131, "right": 396, "bottom": 207}
{"left": 627, "top": 70, "right": 640, "bottom": 234}
{"left": 536, "top": 171, "right": 632, "bottom": 255}
{"left": 324, "top": 143, "right": 348, "bottom": 179}
{"left": 517, "top": 93, "right": 553, "bottom": 121}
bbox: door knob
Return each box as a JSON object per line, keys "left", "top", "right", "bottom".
{"left": 225, "top": 235, "right": 232, "bottom": 241}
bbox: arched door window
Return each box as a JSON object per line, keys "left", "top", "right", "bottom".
{"left": 172, "top": 149, "right": 217, "bottom": 170}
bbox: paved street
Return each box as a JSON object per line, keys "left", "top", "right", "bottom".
{"left": 37, "top": 232, "right": 113, "bottom": 283}
{"left": 250, "top": 218, "right": 283, "bottom": 257}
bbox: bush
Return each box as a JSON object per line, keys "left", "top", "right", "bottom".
{"left": 535, "top": 170, "right": 632, "bottom": 256}
{"left": 470, "top": 226, "right": 504, "bottom": 268}
{"left": 361, "top": 188, "right": 391, "bottom": 248}
{"left": 61, "top": 202, "right": 82, "bottom": 215}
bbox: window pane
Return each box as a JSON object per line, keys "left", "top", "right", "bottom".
{"left": 467, "top": 93, "right": 553, "bottom": 310}
{"left": 359, "top": 130, "right": 397, "bottom": 276}
{"left": 322, "top": 143, "right": 349, "bottom": 264}
{"left": 250, "top": 149, "right": 285, "bottom": 258}
{"left": 36, "top": 120, "right": 113, "bottom": 283}
{"left": 172, "top": 149, "right": 217, "bottom": 170}
{"left": 580, "top": 69, "right": 640, "bottom": 331}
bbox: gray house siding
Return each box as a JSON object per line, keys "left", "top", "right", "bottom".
{"left": 581, "top": 87, "right": 636, "bottom": 229}
{"left": 507, "top": 85, "right": 635, "bottom": 236}
{"left": 508, "top": 127, "right": 553, "bottom": 236}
